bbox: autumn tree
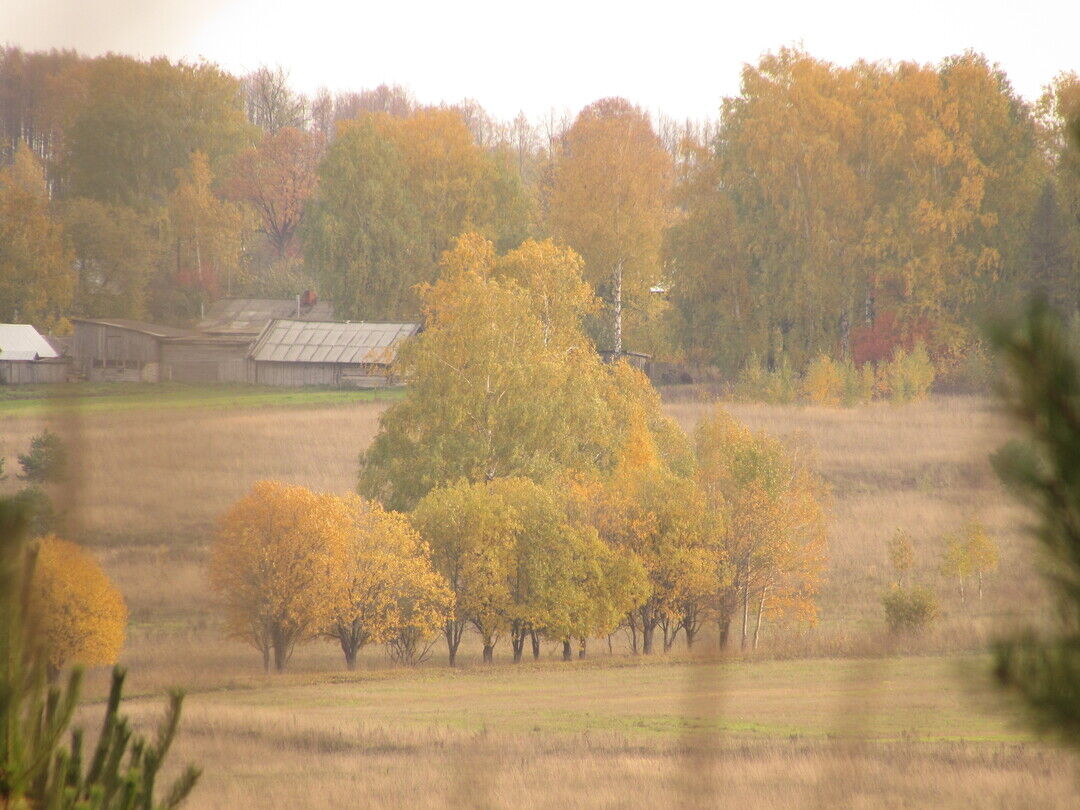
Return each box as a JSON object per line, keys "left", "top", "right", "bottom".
{"left": 225, "top": 126, "right": 321, "bottom": 260}
{"left": 965, "top": 522, "right": 999, "bottom": 601}
{"left": 410, "top": 479, "right": 518, "bottom": 665}
{"left": 59, "top": 197, "right": 157, "bottom": 318}
{"left": 695, "top": 406, "right": 828, "bottom": 650}
{"left": 550, "top": 97, "right": 673, "bottom": 354}
{"left": 667, "top": 49, "right": 1044, "bottom": 373}
{"left": 302, "top": 118, "right": 422, "bottom": 319}
{"left": 55, "top": 55, "right": 251, "bottom": 208}
{"left": 27, "top": 535, "right": 127, "bottom": 681}
{"left": 359, "top": 234, "right": 615, "bottom": 510}
{"left": 166, "top": 151, "right": 244, "bottom": 311}
{"left": 325, "top": 494, "right": 451, "bottom": 669}
{"left": 941, "top": 533, "right": 974, "bottom": 605}
{"left": 210, "top": 481, "right": 350, "bottom": 672}
{"left": 0, "top": 142, "right": 73, "bottom": 327}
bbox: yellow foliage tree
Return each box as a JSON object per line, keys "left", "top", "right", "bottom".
{"left": 550, "top": 97, "right": 673, "bottom": 354}
{"left": 696, "top": 407, "right": 828, "bottom": 650}
{"left": 326, "top": 494, "right": 452, "bottom": 669}
{"left": 28, "top": 535, "right": 127, "bottom": 679}
{"left": 209, "top": 481, "right": 350, "bottom": 672}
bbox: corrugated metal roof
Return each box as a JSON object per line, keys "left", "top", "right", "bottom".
{"left": 197, "top": 298, "right": 335, "bottom": 334}
{"left": 0, "top": 324, "right": 60, "bottom": 361}
{"left": 249, "top": 320, "right": 420, "bottom": 366}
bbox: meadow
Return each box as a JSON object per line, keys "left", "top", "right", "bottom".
{"left": 3, "top": 386, "right": 1074, "bottom": 807}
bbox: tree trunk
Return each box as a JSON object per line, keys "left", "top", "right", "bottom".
{"left": 642, "top": 622, "right": 655, "bottom": 655}
{"left": 685, "top": 623, "right": 697, "bottom": 650}
{"left": 717, "top": 616, "right": 731, "bottom": 650}
{"left": 562, "top": 639, "right": 573, "bottom": 661}
{"left": 578, "top": 638, "right": 587, "bottom": 659}
{"left": 341, "top": 639, "right": 358, "bottom": 670}
{"left": 958, "top": 576, "right": 966, "bottom": 606}
{"left": 273, "top": 641, "right": 288, "bottom": 672}
{"left": 445, "top": 620, "right": 462, "bottom": 667}
{"left": 978, "top": 571, "right": 984, "bottom": 602}
{"left": 530, "top": 630, "right": 541, "bottom": 660}
{"left": 612, "top": 261, "right": 623, "bottom": 355}
{"left": 753, "top": 586, "right": 769, "bottom": 651}
{"left": 262, "top": 644, "right": 270, "bottom": 674}
{"left": 482, "top": 641, "right": 494, "bottom": 663}
{"left": 607, "top": 634, "right": 614, "bottom": 655}
{"left": 511, "top": 624, "right": 526, "bottom": 663}
{"left": 740, "top": 586, "right": 750, "bottom": 650}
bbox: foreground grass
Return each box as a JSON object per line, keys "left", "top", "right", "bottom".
{"left": 0, "top": 382, "right": 404, "bottom": 414}
{"left": 103, "top": 653, "right": 1076, "bottom": 809}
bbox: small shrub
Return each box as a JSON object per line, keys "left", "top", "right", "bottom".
{"left": 803, "top": 355, "right": 843, "bottom": 406}
{"left": 879, "top": 342, "right": 936, "bottom": 403}
{"left": 735, "top": 352, "right": 797, "bottom": 404}
{"left": 18, "top": 429, "right": 68, "bottom": 483}
{"left": 840, "top": 359, "right": 875, "bottom": 406}
{"left": 882, "top": 585, "right": 938, "bottom": 634}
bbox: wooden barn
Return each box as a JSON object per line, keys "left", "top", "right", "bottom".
{"left": 247, "top": 320, "right": 419, "bottom": 388}
{"left": 71, "top": 318, "right": 250, "bottom": 383}
{"left": 0, "top": 324, "right": 69, "bottom": 384}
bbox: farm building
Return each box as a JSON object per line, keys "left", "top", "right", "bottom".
{"left": 247, "top": 319, "right": 419, "bottom": 387}
{"left": 71, "top": 318, "right": 250, "bottom": 383}
{"left": 0, "top": 324, "right": 69, "bottom": 384}
{"left": 196, "top": 294, "right": 334, "bottom": 337}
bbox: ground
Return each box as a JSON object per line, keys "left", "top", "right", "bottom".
{"left": 3, "top": 384, "right": 1075, "bottom": 807}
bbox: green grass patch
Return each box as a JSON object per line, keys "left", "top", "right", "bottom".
{"left": 0, "top": 382, "right": 405, "bottom": 414}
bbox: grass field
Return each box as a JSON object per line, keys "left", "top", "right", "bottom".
{"left": 3, "top": 384, "right": 1073, "bottom": 807}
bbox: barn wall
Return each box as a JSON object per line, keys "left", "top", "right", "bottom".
{"left": 161, "top": 341, "right": 249, "bottom": 383}
{"left": 0, "top": 360, "right": 69, "bottom": 384}
{"left": 73, "top": 322, "right": 162, "bottom": 381}
{"left": 250, "top": 361, "right": 395, "bottom": 388}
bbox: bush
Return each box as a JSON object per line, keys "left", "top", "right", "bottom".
{"left": 879, "top": 342, "right": 936, "bottom": 403}
{"left": 736, "top": 352, "right": 798, "bottom": 404}
{"left": 18, "top": 429, "right": 68, "bottom": 483}
{"left": 803, "top": 355, "right": 843, "bottom": 406}
{"left": 841, "top": 359, "right": 876, "bottom": 406}
{"left": 10, "top": 486, "right": 58, "bottom": 536}
{"left": 882, "top": 585, "right": 938, "bottom": 634}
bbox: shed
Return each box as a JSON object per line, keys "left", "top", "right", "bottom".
{"left": 0, "top": 323, "right": 69, "bottom": 384}
{"left": 247, "top": 320, "right": 419, "bottom": 387}
{"left": 71, "top": 318, "right": 197, "bottom": 382}
{"left": 196, "top": 296, "right": 334, "bottom": 337}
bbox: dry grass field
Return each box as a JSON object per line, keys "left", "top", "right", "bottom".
{"left": 3, "top": 387, "right": 1073, "bottom": 807}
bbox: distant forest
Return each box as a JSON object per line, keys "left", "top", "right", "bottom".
{"left": 1, "top": 46, "right": 1078, "bottom": 379}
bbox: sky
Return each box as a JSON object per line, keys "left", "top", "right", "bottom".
{"left": 3, "top": 0, "right": 1079, "bottom": 121}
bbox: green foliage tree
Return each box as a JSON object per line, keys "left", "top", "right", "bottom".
{"left": 0, "top": 497, "right": 200, "bottom": 809}
{"left": 59, "top": 197, "right": 158, "bottom": 319}
{"left": 18, "top": 429, "right": 67, "bottom": 484}
{"left": 302, "top": 118, "right": 422, "bottom": 320}
{"left": 988, "top": 298, "right": 1080, "bottom": 742}
{"left": 56, "top": 55, "right": 251, "bottom": 208}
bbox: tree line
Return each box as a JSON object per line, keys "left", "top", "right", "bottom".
{"left": 2, "top": 47, "right": 1077, "bottom": 384}
{"left": 208, "top": 234, "right": 827, "bottom": 671}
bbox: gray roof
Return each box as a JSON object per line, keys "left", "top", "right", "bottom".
{"left": 197, "top": 298, "right": 335, "bottom": 335}
{"left": 70, "top": 318, "right": 196, "bottom": 339}
{"left": 249, "top": 320, "right": 419, "bottom": 366}
{"left": 0, "top": 323, "right": 60, "bottom": 361}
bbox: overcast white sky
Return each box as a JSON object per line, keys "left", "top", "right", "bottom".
{"left": 3, "top": 1, "right": 1078, "bottom": 121}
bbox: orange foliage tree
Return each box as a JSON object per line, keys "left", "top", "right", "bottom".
{"left": 28, "top": 535, "right": 127, "bottom": 679}
{"left": 210, "top": 481, "right": 351, "bottom": 672}
{"left": 326, "top": 494, "right": 452, "bottom": 669}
